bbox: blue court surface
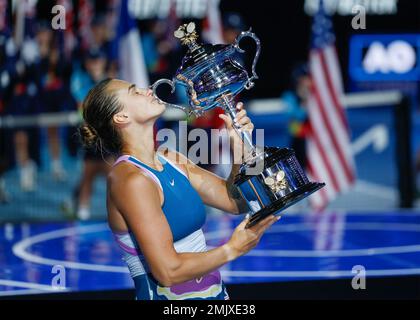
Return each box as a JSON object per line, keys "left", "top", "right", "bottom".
{"left": 0, "top": 210, "right": 419, "bottom": 297}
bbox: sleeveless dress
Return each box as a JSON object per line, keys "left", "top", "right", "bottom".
{"left": 112, "top": 153, "right": 229, "bottom": 300}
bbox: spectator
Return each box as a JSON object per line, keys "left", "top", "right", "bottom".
{"left": 5, "top": 32, "right": 40, "bottom": 191}
{"left": 37, "top": 22, "right": 68, "bottom": 181}
{"left": 281, "top": 63, "right": 312, "bottom": 168}
{"left": 69, "top": 47, "right": 111, "bottom": 220}
{"left": 90, "top": 14, "right": 117, "bottom": 78}
{"left": 221, "top": 12, "right": 246, "bottom": 44}
{"left": 0, "top": 34, "right": 11, "bottom": 202}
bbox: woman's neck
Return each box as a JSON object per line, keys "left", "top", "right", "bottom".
{"left": 121, "top": 124, "right": 161, "bottom": 168}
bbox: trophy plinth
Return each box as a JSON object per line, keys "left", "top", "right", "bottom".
{"left": 151, "top": 22, "right": 325, "bottom": 228}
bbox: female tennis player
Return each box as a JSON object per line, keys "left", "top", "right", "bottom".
{"left": 79, "top": 79, "right": 279, "bottom": 300}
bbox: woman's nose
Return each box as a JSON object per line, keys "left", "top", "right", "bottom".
{"left": 146, "top": 89, "right": 153, "bottom": 97}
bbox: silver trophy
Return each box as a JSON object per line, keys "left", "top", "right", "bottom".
{"left": 151, "top": 22, "right": 325, "bottom": 227}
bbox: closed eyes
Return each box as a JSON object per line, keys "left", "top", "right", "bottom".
{"left": 128, "top": 83, "right": 136, "bottom": 94}
{"left": 128, "top": 84, "right": 149, "bottom": 96}
{"left": 134, "top": 88, "right": 145, "bottom": 96}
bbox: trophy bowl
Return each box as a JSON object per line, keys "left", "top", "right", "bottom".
{"left": 151, "top": 22, "right": 325, "bottom": 228}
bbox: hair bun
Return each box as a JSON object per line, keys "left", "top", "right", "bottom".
{"left": 79, "top": 123, "right": 99, "bottom": 147}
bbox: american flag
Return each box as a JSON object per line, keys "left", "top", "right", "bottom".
{"left": 306, "top": 1, "right": 355, "bottom": 210}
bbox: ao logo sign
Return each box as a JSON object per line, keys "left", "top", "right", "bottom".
{"left": 349, "top": 34, "right": 420, "bottom": 81}
{"left": 363, "top": 40, "right": 416, "bottom": 74}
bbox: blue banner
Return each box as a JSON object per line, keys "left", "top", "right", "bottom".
{"left": 349, "top": 34, "right": 420, "bottom": 82}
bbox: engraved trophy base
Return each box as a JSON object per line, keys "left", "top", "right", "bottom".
{"left": 232, "top": 146, "right": 325, "bottom": 229}
{"left": 217, "top": 95, "right": 325, "bottom": 229}
{"left": 245, "top": 181, "right": 325, "bottom": 228}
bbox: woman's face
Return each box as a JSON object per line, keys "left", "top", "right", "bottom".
{"left": 109, "top": 79, "right": 165, "bottom": 124}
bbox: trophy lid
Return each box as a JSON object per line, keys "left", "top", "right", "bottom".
{"left": 174, "top": 22, "right": 233, "bottom": 76}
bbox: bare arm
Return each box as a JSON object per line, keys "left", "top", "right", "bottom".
{"left": 109, "top": 170, "right": 277, "bottom": 287}
{"left": 225, "top": 163, "right": 251, "bottom": 214}
{"left": 165, "top": 102, "right": 253, "bottom": 214}
{"left": 166, "top": 150, "right": 248, "bottom": 214}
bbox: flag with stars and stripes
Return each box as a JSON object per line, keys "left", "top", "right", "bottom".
{"left": 306, "top": 1, "right": 355, "bottom": 210}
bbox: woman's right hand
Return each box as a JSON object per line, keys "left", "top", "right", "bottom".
{"left": 223, "top": 214, "right": 280, "bottom": 261}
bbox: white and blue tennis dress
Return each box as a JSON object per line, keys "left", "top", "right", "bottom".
{"left": 112, "top": 153, "right": 229, "bottom": 300}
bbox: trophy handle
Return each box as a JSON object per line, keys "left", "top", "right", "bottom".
{"left": 150, "top": 79, "right": 195, "bottom": 116}
{"left": 234, "top": 28, "right": 261, "bottom": 90}
{"left": 219, "top": 95, "right": 256, "bottom": 158}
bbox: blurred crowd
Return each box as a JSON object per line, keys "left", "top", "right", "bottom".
{"left": 0, "top": 2, "right": 124, "bottom": 219}
{"left": 1, "top": 1, "right": 417, "bottom": 222}
{"left": 0, "top": 0, "right": 255, "bottom": 219}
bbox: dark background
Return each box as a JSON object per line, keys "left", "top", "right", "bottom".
{"left": 219, "top": 0, "right": 420, "bottom": 98}
{"left": 31, "top": 0, "right": 420, "bottom": 98}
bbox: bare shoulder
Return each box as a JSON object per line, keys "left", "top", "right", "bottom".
{"left": 107, "top": 162, "right": 157, "bottom": 197}
{"left": 107, "top": 162, "right": 136, "bottom": 186}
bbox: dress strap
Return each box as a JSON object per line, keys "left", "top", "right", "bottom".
{"left": 113, "top": 155, "right": 163, "bottom": 191}
{"left": 113, "top": 155, "right": 131, "bottom": 167}
{"left": 158, "top": 154, "right": 189, "bottom": 180}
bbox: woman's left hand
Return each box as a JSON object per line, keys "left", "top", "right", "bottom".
{"left": 219, "top": 102, "right": 254, "bottom": 164}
